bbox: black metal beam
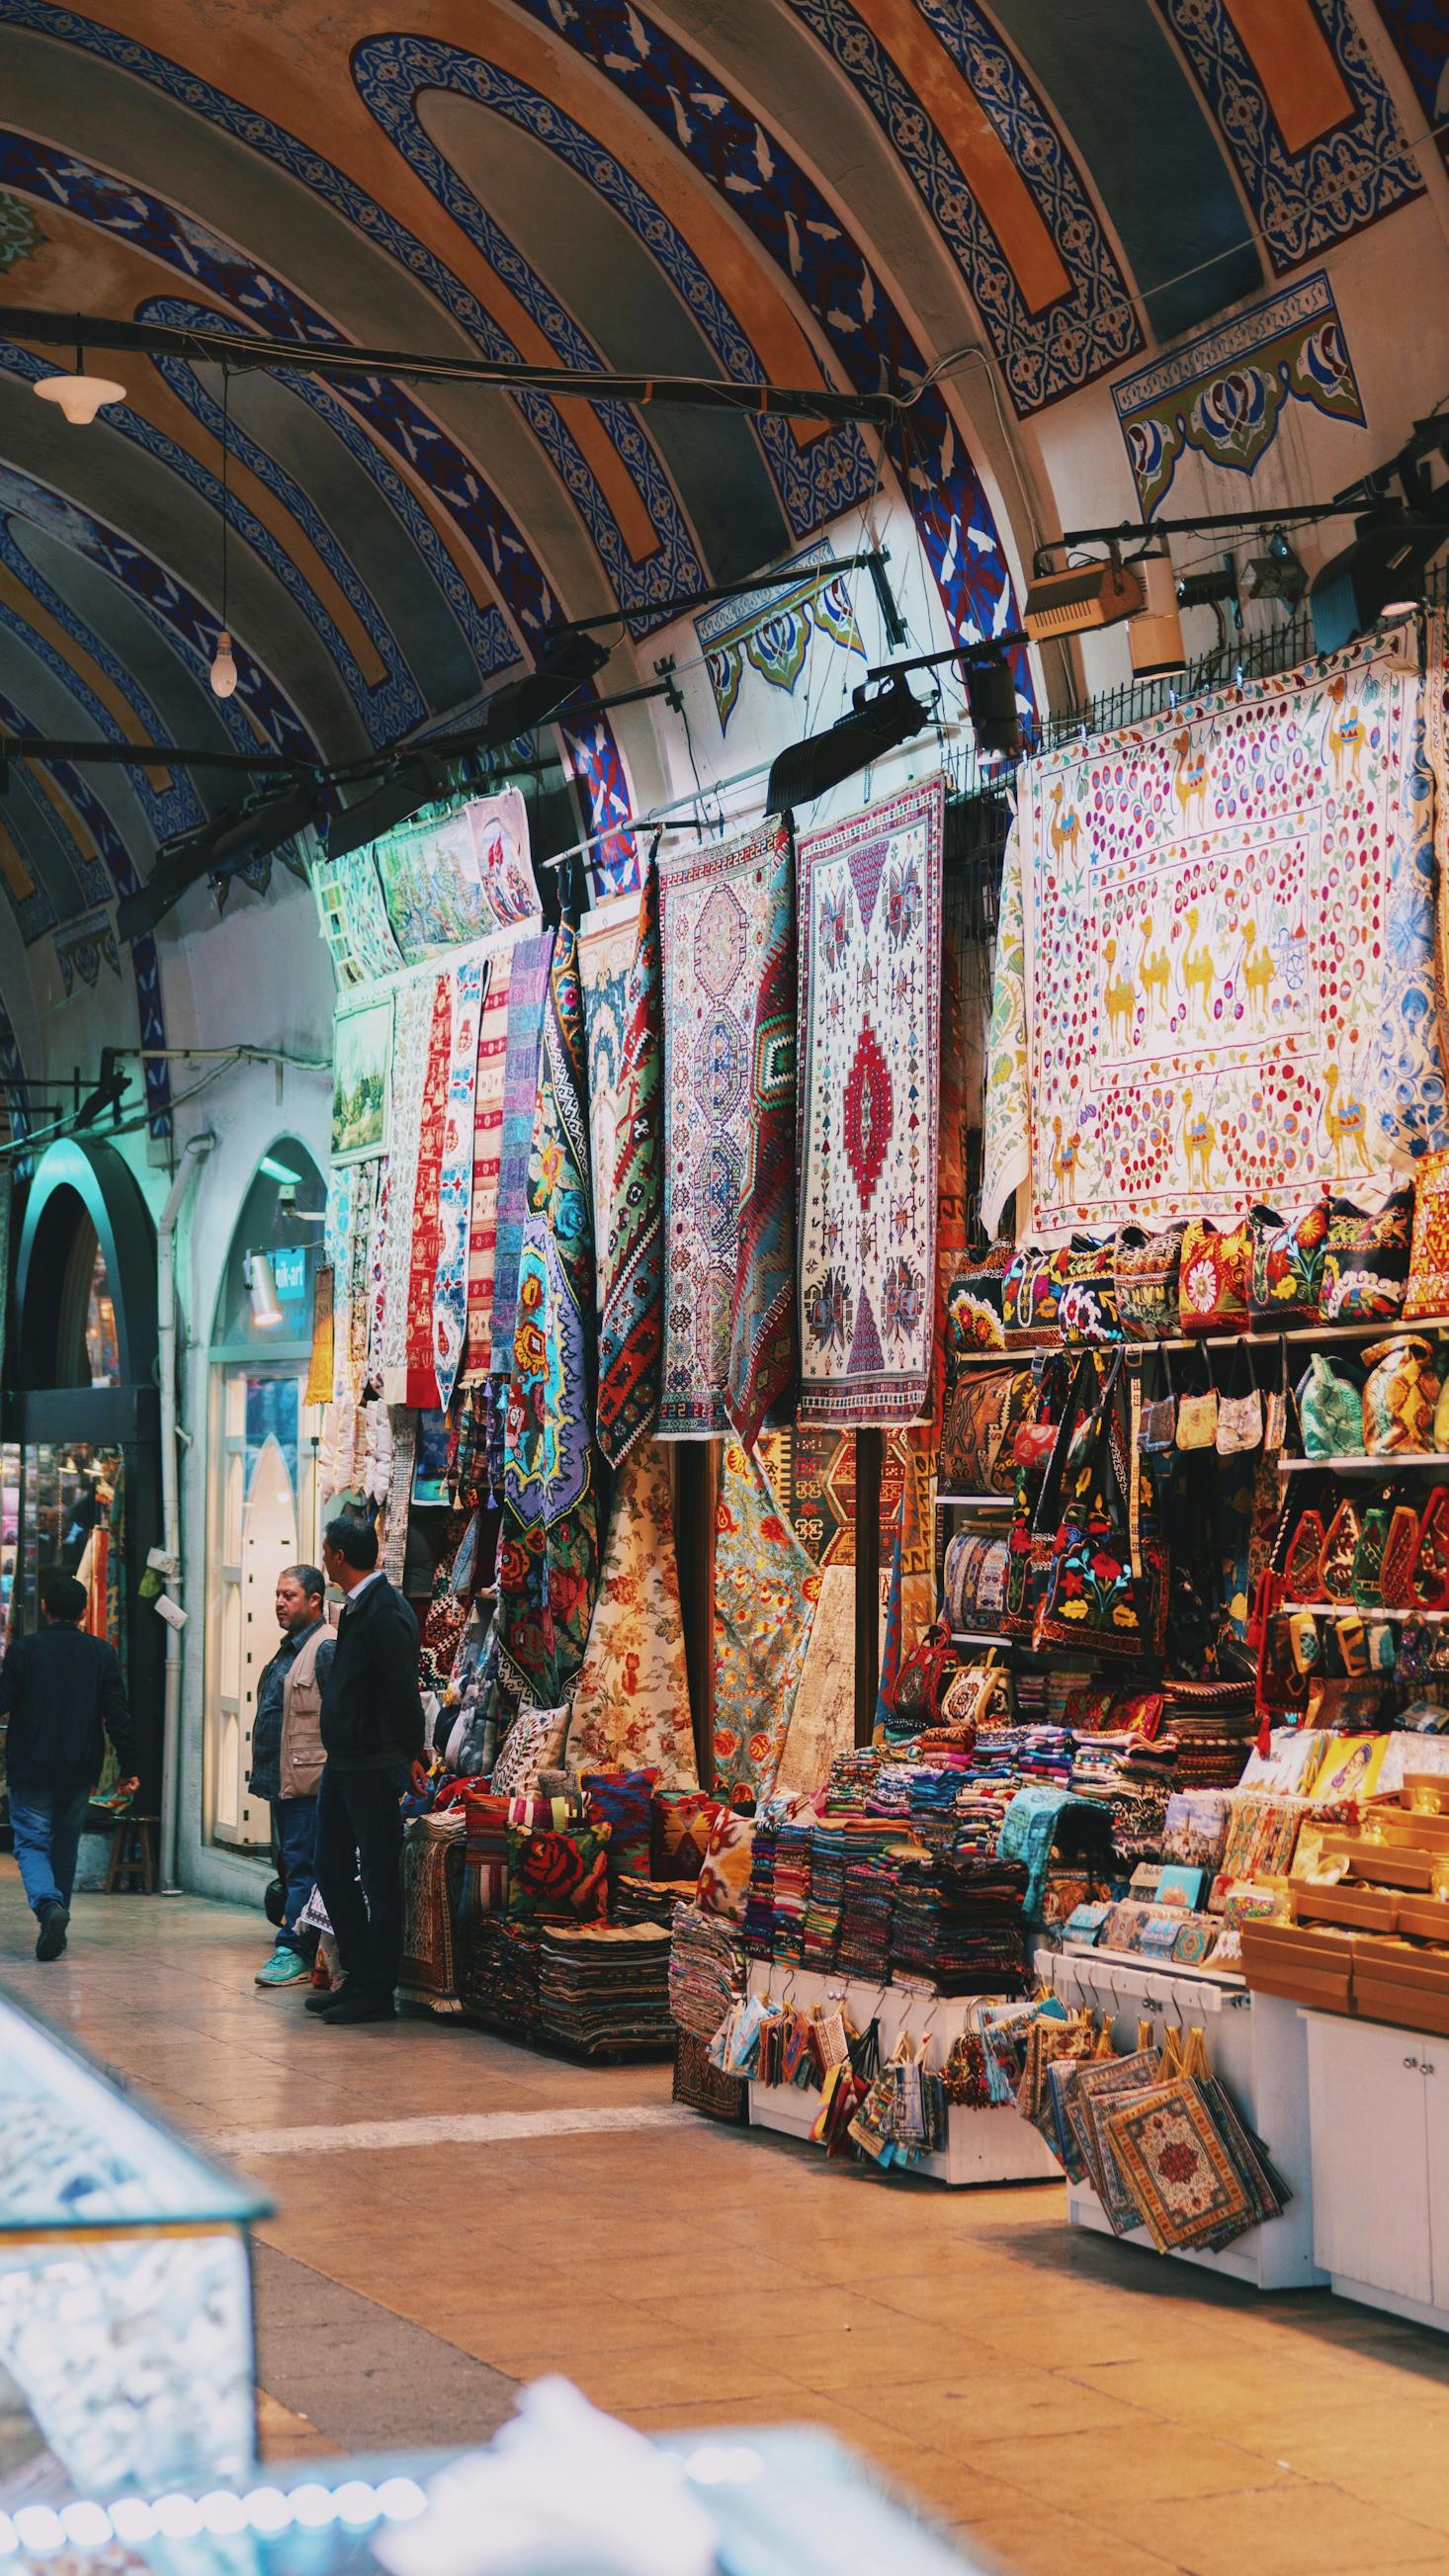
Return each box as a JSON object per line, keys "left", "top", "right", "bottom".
{"left": 2, "top": 305, "right": 897, "bottom": 428}
{"left": 1, "top": 734, "right": 315, "bottom": 774}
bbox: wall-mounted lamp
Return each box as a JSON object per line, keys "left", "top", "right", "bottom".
{"left": 245, "top": 1251, "right": 284, "bottom": 1331}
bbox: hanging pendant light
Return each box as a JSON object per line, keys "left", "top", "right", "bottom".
{"left": 33, "top": 345, "right": 126, "bottom": 426}
{"left": 210, "top": 632, "right": 238, "bottom": 699}
{"left": 210, "top": 361, "right": 236, "bottom": 699}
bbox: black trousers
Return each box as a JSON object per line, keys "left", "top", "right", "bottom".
{"left": 313, "top": 1763, "right": 407, "bottom": 1997}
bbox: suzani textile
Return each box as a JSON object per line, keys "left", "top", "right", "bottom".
{"left": 432, "top": 955, "right": 484, "bottom": 1413}
{"left": 982, "top": 622, "right": 1449, "bottom": 1240}
{"left": 490, "top": 932, "right": 554, "bottom": 1377}
{"left": 583, "top": 866, "right": 665, "bottom": 1467}
{"left": 566, "top": 1443, "right": 698, "bottom": 1784}
{"left": 463, "top": 944, "right": 511, "bottom": 1385}
{"left": 499, "top": 918, "right": 601, "bottom": 1709}
{"left": 658, "top": 819, "right": 791, "bottom": 1436}
{"left": 798, "top": 778, "right": 944, "bottom": 1425}
{"left": 712, "top": 1440, "right": 820, "bottom": 1807}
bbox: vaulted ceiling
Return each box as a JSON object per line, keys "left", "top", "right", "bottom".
{"left": 0, "top": 0, "right": 1440, "bottom": 1131}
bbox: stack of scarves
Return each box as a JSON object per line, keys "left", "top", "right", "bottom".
{"left": 742, "top": 1827, "right": 779, "bottom": 1962}
{"left": 836, "top": 1856, "right": 902, "bottom": 1982}
{"left": 668, "top": 1901, "right": 745, "bottom": 2044}
{"left": 771, "top": 1823, "right": 812, "bottom": 1963}
{"left": 891, "top": 1850, "right": 1030, "bottom": 1995}
{"left": 537, "top": 1924, "right": 674, "bottom": 2054}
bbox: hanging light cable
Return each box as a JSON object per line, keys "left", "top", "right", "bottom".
{"left": 210, "top": 363, "right": 237, "bottom": 700}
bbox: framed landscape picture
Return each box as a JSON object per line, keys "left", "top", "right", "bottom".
{"left": 331, "top": 994, "right": 391, "bottom": 1162}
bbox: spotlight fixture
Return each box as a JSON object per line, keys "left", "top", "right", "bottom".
{"left": 33, "top": 353, "right": 126, "bottom": 426}
{"left": 765, "top": 669, "right": 930, "bottom": 816}
{"left": 1310, "top": 513, "right": 1448, "bottom": 654}
{"left": 1022, "top": 553, "right": 1144, "bottom": 644}
{"left": 1243, "top": 529, "right": 1308, "bottom": 608}
{"left": 1129, "top": 554, "right": 1186, "bottom": 678}
{"left": 116, "top": 781, "right": 322, "bottom": 941}
{"left": 209, "top": 630, "right": 238, "bottom": 700}
{"left": 323, "top": 753, "right": 449, "bottom": 862}
{"left": 961, "top": 646, "right": 1023, "bottom": 758}
{"left": 1175, "top": 554, "right": 1239, "bottom": 613}
{"left": 479, "top": 635, "right": 612, "bottom": 749}
{"left": 74, "top": 1046, "right": 130, "bottom": 1130}
{"left": 245, "top": 1251, "right": 285, "bottom": 1331}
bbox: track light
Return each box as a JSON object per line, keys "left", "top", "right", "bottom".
{"left": 765, "top": 669, "right": 930, "bottom": 816}
{"left": 210, "top": 631, "right": 238, "bottom": 700}
{"left": 961, "top": 647, "right": 1023, "bottom": 758}
{"left": 481, "top": 636, "right": 612, "bottom": 750}
{"left": 245, "top": 1251, "right": 284, "bottom": 1330}
{"left": 1129, "top": 554, "right": 1186, "bottom": 678}
{"left": 1022, "top": 554, "right": 1144, "bottom": 643}
{"left": 1310, "top": 514, "right": 1448, "bottom": 654}
{"left": 33, "top": 361, "right": 126, "bottom": 426}
{"left": 116, "top": 781, "right": 322, "bottom": 942}
{"left": 74, "top": 1047, "right": 130, "bottom": 1129}
{"left": 1175, "top": 555, "right": 1239, "bottom": 613}
{"left": 1243, "top": 529, "right": 1307, "bottom": 608}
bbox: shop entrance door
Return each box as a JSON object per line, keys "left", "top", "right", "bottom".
{"left": 208, "top": 1370, "right": 320, "bottom": 1850}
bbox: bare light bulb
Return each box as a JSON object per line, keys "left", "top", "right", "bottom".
{"left": 33, "top": 372, "right": 127, "bottom": 426}
{"left": 210, "top": 630, "right": 238, "bottom": 699}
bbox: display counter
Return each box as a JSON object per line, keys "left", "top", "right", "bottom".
{"left": 1302, "top": 2007, "right": 1449, "bottom": 2333}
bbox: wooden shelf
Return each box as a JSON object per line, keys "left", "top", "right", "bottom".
{"left": 1283, "top": 1600, "right": 1449, "bottom": 1624}
{"left": 937, "top": 1492, "right": 1014, "bottom": 1509}
{"left": 958, "top": 1316, "right": 1449, "bottom": 1366}
{"left": 1279, "top": 1455, "right": 1449, "bottom": 1476}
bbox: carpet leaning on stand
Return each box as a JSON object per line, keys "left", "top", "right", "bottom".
{"left": 566, "top": 1444, "right": 698, "bottom": 1782}
{"left": 711, "top": 1441, "right": 820, "bottom": 1806}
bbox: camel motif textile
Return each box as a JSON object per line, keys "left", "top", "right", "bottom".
{"left": 982, "top": 622, "right": 1449, "bottom": 1240}
{"left": 797, "top": 779, "right": 944, "bottom": 1424}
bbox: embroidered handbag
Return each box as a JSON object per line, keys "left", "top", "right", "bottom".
{"left": 1034, "top": 1354, "right": 1167, "bottom": 1661}
{"left": 1283, "top": 1509, "right": 1328, "bottom": 1598}
{"left": 1297, "top": 1354, "right": 1365, "bottom": 1457}
{"left": 938, "top": 1363, "right": 1031, "bottom": 1497}
{"left": 1406, "top": 1149, "right": 1449, "bottom": 1324}
{"left": 1249, "top": 1196, "right": 1328, "bottom": 1329}
{"left": 1058, "top": 1234, "right": 1122, "bottom": 1346}
{"left": 1002, "top": 1245, "right": 1064, "bottom": 1347}
{"left": 1114, "top": 1221, "right": 1186, "bottom": 1343}
{"left": 1318, "top": 1500, "right": 1365, "bottom": 1603}
{"left": 1178, "top": 1216, "right": 1251, "bottom": 1335}
{"left": 887, "top": 1618, "right": 957, "bottom": 1734}
{"left": 1320, "top": 1186, "right": 1414, "bottom": 1323}
{"left": 1216, "top": 1345, "right": 1263, "bottom": 1456}
{"left": 1362, "top": 1333, "right": 1439, "bottom": 1453}
{"left": 1410, "top": 1489, "right": 1449, "bottom": 1611}
{"left": 1380, "top": 1503, "right": 1422, "bottom": 1608}
{"left": 945, "top": 1244, "right": 1014, "bottom": 1356}
{"left": 1138, "top": 1350, "right": 1177, "bottom": 1455}
{"left": 999, "top": 1355, "right": 1072, "bottom": 1641}
{"left": 1175, "top": 1346, "right": 1219, "bottom": 1451}
{"left": 1349, "top": 1503, "right": 1392, "bottom": 1608}
{"left": 943, "top": 1532, "right": 1010, "bottom": 1632}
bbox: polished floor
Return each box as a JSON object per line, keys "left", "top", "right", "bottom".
{"left": 6, "top": 1866, "right": 1449, "bottom": 2575}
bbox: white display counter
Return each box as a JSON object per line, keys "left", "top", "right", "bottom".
{"left": 1302, "top": 2008, "right": 1449, "bottom": 2333}
{"left": 1037, "top": 1945, "right": 1325, "bottom": 2290}
{"left": 744, "top": 1962, "right": 1062, "bottom": 2188}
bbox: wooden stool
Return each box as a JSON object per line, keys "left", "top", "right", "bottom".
{"left": 105, "top": 1815, "right": 158, "bottom": 1894}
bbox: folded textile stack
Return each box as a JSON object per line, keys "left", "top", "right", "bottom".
{"left": 538, "top": 1923, "right": 673, "bottom": 2054}
{"left": 668, "top": 1900, "right": 745, "bottom": 2042}
{"left": 803, "top": 1825, "right": 850, "bottom": 1969}
{"left": 822, "top": 1749, "right": 887, "bottom": 1815}
{"left": 771, "top": 1822, "right": 812, "bottom": 1963}
{"left": 836, "top": 1856, "right": 900, "bottom": 1981}
{"left": 742, "top": 1826, "right": 779, "bottom": 1961}
{"left": 1164, "top": 1685, "right": 1257, "bottom": 1790}
{"left": 457, "top": 1917, "right": 542, "bottom": 2030}
{"left": 891, "top": 1849, "right": 1030, "bottom": 1995}
{"left": 614, "top": 1875, "right": 695, "bottom": 1928}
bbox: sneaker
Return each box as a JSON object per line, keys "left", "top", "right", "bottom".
{"left": 255, "top": 1949, "right": 311, "bottom": 1988}
{"left": 35, "top": 1903, "right": 69, "bottom": 1962}
{"left": 320, "top": 1987, "right": 396, "bottom": 2024}
{"left": 304, "top": 1981, "right": 346, "bottom": 2015}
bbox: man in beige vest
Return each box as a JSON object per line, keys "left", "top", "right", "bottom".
{"left": 249, "top": 1565, "right": 335, "bottom": 1989}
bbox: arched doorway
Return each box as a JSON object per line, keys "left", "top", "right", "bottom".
{"left": 3, "top": 1139, "right": 162, "bottom": 1801}
{"left": 203, "top": 1141, "right": 326, "bottom": 1854}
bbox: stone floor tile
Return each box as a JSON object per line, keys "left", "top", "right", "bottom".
{"left": 1097, "top": 2479, "right": 1449, "bottom": 2575}
{"left": 960, "top": 2418, "right": 1290, "bottom": 2506}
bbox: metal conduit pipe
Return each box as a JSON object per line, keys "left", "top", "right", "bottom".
{"left": 157, "top": 1133, "right": 213, "bottom": 1894}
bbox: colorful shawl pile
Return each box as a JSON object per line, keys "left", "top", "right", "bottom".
{"left": 490, "top": 931, "right": 554, "bottom": 1378}
{"left": 432, "top": 954, "right": 484, "bottom": 1412}
{"left": 658, "top": 820, "right": 791, "bottom": 1436}
{"left": 499, "top": 916, "right": 601, "bottom": 1707}
{"left": 587, "top": 864, "right": 665, "bottom": 1466}
{"left": 712, "top": 1439, "right": 820, "bottom": 1807}
{"left": 725, "top": 821, "right": 797, "bottom": 1449}
{"left": 566, "top": 1443, "right": 698, "bottom": 1783}
{"left": 797, "top": 779, "right": 943, "bottom": 1424}
{"left": 463, "top": 944, "right": 512, "bottom": 1384}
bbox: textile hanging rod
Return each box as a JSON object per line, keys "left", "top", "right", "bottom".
{"left": 2, "top": 306, "right": 897, "bottom": 429}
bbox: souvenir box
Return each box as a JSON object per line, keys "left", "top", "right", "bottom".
{"left": 1239, "top": 1922, "right": 1357, "bottom": 2015}
{"left": 0, "top": 1990, "right": 268, "bottom": 2500}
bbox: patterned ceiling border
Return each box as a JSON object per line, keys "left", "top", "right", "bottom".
{"left": 352, "top": 36, "right": 876, "bottom": 547}
{"left": 0, "top": 1, "right": 699, "bottom": 624}
{"left": 782, "top": 0, "right": 1141, "bottom": 413}
{"left": 1370, "top": 0, "right": 1449, "bottom": 175}
{"left": 1158, "top": 0, "right": 1421, "bottom": 271}
{"left": 0, "top": 676, "right": 170, "bottom": 1132}
{"left": 504, "top": 0, "right": 1020, "bottom": 654}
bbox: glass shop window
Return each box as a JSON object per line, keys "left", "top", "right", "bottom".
{"left": 55, "top": 1218, "right": 120, "bottom": 1388}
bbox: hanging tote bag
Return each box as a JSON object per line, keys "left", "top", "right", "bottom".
{"left": 1114, "top": 1221, "right": 1186, "bottom": 1343}
{"left": 1175, "top": 1343, "right": 1220, "bottom": 1451}
{"left": 1320, "top": 1186, "right": 1414, "bottom": 1323}
{"left": 1249, "top": 1197, "right": 1329, "bottom": 1330}
{"left": 1406, "top": 1150, "right": 1449, "bottom": 1324}
{"left": 1035, "top": 1354, "right": 1166, "bottom": 1661}
{"left": 1216, "top": 1342, "right": 1264, "bottom": 1456}
{"left": 1178, "top": 1216, "right": 1252, "bottom": 1335}
{"left": 938, "top": 1364, "right": 1031, "bottom": 1498}
{"left": 1362, "top": 1334, "right": 1439, "bottom": 1454}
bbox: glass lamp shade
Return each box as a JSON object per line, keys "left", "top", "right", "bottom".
{"left": 33, "top": 373, "right": 127, "bottom": 425}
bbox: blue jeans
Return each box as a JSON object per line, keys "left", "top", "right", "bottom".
{"left": 274, "top": 1795, "right": 319, "bottom": 1958}
{"left": 9, "top": 1773, "right": 92, "bottom": 1914}
{"left": 314, "top": 1764, "right": 406, "bottom": 1997}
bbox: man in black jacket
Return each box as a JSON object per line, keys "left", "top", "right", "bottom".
{"left": 0, "top": 1574, "right": 139, "bottom": 1959}
{"left": 309, "top": 1513, "right": 426, "bottom": 2024}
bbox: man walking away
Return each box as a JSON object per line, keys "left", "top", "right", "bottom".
{"left": 310, "top": 1514, "right": 426, "bottom": 2024}
{"left": 249, "top": 1564, "right": 333, "bottom": 1990}
{"left": 0, "top": 1574, "right": 138, "bottom": 1960}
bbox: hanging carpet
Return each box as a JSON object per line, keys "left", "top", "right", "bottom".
{"left": 378, "top": 977, "right": 434, "bottom": 1398}
{"left": 401, "top": 971, "right": 452, "bottom": 1410}
{"left": 463, "top": 943, "right": 511, "bottom": 1386}
{"left": 376, "top": 788, "right": 540, "bottom": 962}
{"left": 565, "top": 1442, "right": 698, "bottom": 1784}
{"left": 432, "top": 954, "right": 484, "bottom": 1413}
{"left": 490, "top": 931, "right": 554, "bottom": 1378}
{"left": 725, "top": 818, "right": 798, "bottom": 1450}
{"left": 583, "top": 862, "right": 666, "bottom": 1468}
{"left": 712, "top": 1438, "right": 820, "bottom": 1808}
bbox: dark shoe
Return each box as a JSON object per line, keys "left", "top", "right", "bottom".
{"left": 321, "top": 1987, "right": 396, "bottom": 2023}
{"left": 35, "top": 1903, "right": 69, "bottom": 1962}
{"left": 304, "top": 1982, "right": 345, "bottom": 2015}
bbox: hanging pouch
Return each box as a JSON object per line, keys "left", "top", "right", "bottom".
{"left": 1410, "top": 1489, "right": 1449, "bottom": 1611}
{"left": 1216, "top": 1342, "right": 1263, "bottom": 1455}
{"left": 1175, "top": 1343, "right": 1219, "bottom": 1451}
{"left": 1138, "top": 1349, "right": 1177, "bottom": 1455}
{"left": 1380, "top": 1503, "right": 1423, "bottom": 1608}
{"left": 1349, "top": 1503, "right": 1392, "bottom": 1609}
{"left": 1297, "top": 1354, "right": 1364, "bottom": 1457}
{"left": 1284, "top": 1508, "right": 1328, "bottom": 1599}
{"left": 1318, "top": 1500, "right": 1365, "bottom": 1604}
{"left": 1362, "top": 1334, "right": 1439, "bottom": 1455}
